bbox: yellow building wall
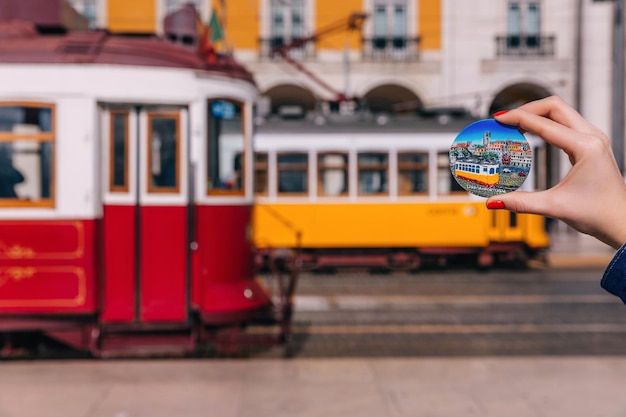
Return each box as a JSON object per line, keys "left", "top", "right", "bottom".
{"left": 315, "top": 0, "right": 363, "bottom": 50}
{"left": 107, "top": 0, "right": 156, "bottom": 33}
{"left": 418, "top": 0, "right": 441, "bottom": 50}
{"left": 219, "top": 0, "right": 259, "bottom": 49}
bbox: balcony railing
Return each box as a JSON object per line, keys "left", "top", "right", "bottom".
{"left": 259, "top": 37, "right": 313, "bottom": 60}
{"left": 361, "top": 36, "right": 420, "bottom": 61}
{"left": 495, "top": 34, "right": 556, "bottom": 57}
{"left": 258, "top": 36, "right": 421, "bottom": 62}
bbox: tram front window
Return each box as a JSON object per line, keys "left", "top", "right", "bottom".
{"left": 207, "top": 100, "right": 244, "bottom": 195}
{"left": 0, "top": 103, "right": 54, "bottom": 206}
{"left": 110, "top": 111, "right": 129, "bottom": 192}
{"left": 148, "top": 114, "right": 179, "bottom": 192}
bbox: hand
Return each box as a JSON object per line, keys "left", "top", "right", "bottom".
{"left": 487, "top": 96, "right": 626, "bottom": 249}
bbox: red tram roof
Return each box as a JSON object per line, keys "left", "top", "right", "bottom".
{"left": 0, "top": 20, "right": 255, "bottom": 84}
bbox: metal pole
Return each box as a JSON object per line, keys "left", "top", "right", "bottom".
{"left": 574, "top": 0, "right": 583, "bottom": 112}
{"left": 613, "top": 0, "right": 625, "bottom": 173}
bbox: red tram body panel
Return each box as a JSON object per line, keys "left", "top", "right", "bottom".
{"left": 0, "top": 220, "right": 97, "bottom": 314}
{"left": 0, "top": 2, "right": 295, "bottom": 357}
{"left": 193, "top": 205, "right": 269, "bottom": 320}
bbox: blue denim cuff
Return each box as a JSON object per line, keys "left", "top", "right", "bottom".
{"left": 601, "top": 242, "right": 626, "bottom": 305}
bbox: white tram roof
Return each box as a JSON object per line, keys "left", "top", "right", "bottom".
{"left": 253, "top": 112, "right": 482, "bottom": 152}
{"left": 256, "top": 112, "right": 479, "bottom": 135}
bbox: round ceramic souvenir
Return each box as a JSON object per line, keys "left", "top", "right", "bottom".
{"left": 449, "top": 119, "right": 532, "bottom": 198}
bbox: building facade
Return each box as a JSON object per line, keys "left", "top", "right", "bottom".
{"left": 67, "top": 2, "right": 613, "bottom": 118}
{"left": 67, "top": 0, "right": 617, "bottom": 183}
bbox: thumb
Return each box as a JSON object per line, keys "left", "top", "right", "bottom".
{"left": 486, "top": 190, "right": 552, "bottom": 217}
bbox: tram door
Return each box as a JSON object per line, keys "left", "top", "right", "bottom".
{"left": 101, "top": 107, "right": 189, "bottom": 323}
{"left": 489, "top": 210, "right": 524, "bottom": 243}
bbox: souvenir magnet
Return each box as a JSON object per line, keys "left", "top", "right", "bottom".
{"left": 449, "top": 119, "right": 532, "bottom": 198}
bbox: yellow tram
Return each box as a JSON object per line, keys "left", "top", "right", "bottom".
{"left": 454, "top": 159, "right": 500, "bottom": 187}
{"left": 251, "top": 114, "right": 549, "bottom": 270}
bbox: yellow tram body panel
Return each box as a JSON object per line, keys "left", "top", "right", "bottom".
{"left": 454, "top": 170, "right": 499, "bottom": 186}
{"left": 253, "top": 202, "right": 549, "bottom": 250}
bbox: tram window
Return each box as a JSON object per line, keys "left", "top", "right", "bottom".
{"left": 398, "top": 152, "right": 428, "bottom": 195}
{"left": 207, "top": 100, "right": 244, "bottom": 195}
{"left": 277, "top": 153, "right": 308, "bottom": 194}
{"left": 148, "top": 113, "right": 179, "bottom": 192}
{"left": 110, "top": 111, "right": 129, "bottom": 192}
{"left": 437, "top": 152, "right": 465, "bottom": 195}
{"left": 318, "top": 152, "right": 348, "bottom": 196}
{"left": 510, "top": 212, "right": 518, "bottom": 228}
{"left": 0, "top": 103, "right": 54, "bottom": 207}
{"left": 254, "top": 152, "right": 268, "bottom": 195}
{"left": 358, "top": 153, "right": 388, "bottom": 195}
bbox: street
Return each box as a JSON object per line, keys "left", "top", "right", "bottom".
{"left": 253, "top": 266, "right": 626, "bottom": 358}
{"left": 3, "top": 266, "right": 626, "bottom": 417}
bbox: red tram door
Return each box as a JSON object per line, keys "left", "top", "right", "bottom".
{"left": 101, "top": 107, "right": 189, "bottom": 323}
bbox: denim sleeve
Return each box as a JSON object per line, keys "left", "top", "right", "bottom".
{"left": 601, "top": 243, "right": 626, "bottom": 305}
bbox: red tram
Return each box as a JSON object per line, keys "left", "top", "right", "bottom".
{"left": 0, "top": 4, "right": 295, "bottom": 357}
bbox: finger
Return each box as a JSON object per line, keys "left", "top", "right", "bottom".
{"left": 515, "top": 96, "right": 604, "bottom": 137}
{"left": 495, "top": 108, "right": 586, "bottom": 158}
{"left": 486, "top": 190, "right": 556, "bottom": 218}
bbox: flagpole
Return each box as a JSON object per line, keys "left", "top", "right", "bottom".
{"left": 219, "top": 0, "right": 230, "bottom": 53}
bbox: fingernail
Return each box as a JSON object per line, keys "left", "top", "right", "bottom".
{"left": 493, "top": 110, "right": 509, "bottom": 117}
{"left": 487, "top": 200, "right": 506, "bottom": 209}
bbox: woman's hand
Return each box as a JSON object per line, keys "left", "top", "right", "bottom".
{"left": 487, "top": 96, "right": 626, "bottom": 249}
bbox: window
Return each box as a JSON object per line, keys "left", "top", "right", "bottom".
{"left": 254, "top": 152, "right": 268, "bottom": 195}
{"left": 269, "top": 0, "right": 306, "bottom": 58}
{"left": 498, "top": 1, "right": 552, "bottom": 56}
{"left": 0, "top": 103, "right": 54, "bottom": 207}
{"left": 398, "top": 152, "right": 428, "bottom": 195}
{"left": 148, "top": 113, "right": 180, "bottom": 193}
{"left": 373, "top": 0, "right": 407, "bottom": 50}
{"left": 207, "top": 100, "right": 244, "bottom": 195}
{"left": 318, "top": 153, "right": 348, "bottom": 196}
{"left": 358, "top": 153, "right": 387, "bottom": 195}
{"left": 437, "top": 152, "right": 464, "bottom": 195}
{"left": 110, "top": 111, "right": 129, "bottom": 192}
{"left": 507, "top": 3, "right": 521, "bottom": 47}
{"left": 507, "top": 1, "right": 541, "bottom": 48}
{"left": 277, "top": 153, "right": 307, "bottom": 194}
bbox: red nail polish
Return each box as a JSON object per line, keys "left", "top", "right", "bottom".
{"left": 487, "top": 200, "right": 506, "bottom": 209}
{"left": 493, "top": 110, "right": 509, "bottom": 117}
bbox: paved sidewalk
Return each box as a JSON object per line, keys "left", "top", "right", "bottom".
{"left": 1, "top": 357, "right": 626, "bottom": 417}
{"left": 547, "top": 229, "right": 616, "bottom": 268}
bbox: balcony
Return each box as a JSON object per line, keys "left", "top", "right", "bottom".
{"left": 361, "top": 36, "right": 420, "bottom": 61}
{"left": 258, "top": 37, "right": 313, "bottom": 60}
{"left": 495, "top": 34, "right": 556, "bottom": 57}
